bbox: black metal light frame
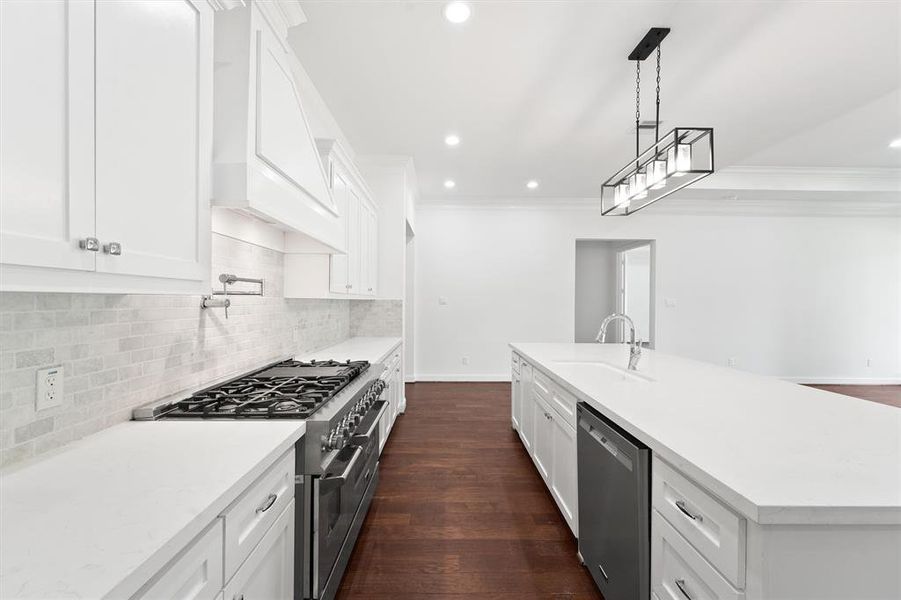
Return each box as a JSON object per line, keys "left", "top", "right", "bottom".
{"left": 601, "top": 28, "right": 715, "bottom": 216}
{"left": 600, "top": 127, "right": 714, "bottom": 216}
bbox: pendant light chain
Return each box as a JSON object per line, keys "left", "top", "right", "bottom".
{"left": 655, "top": 45, "right": 662, "bottom": 143}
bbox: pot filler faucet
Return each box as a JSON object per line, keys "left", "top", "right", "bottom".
{"left": 596, "top": 313, "right": 642, "bottom": 371}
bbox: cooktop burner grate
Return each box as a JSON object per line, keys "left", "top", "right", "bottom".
{"left": 162, "top": 359, "right": 369, "bottom": 419}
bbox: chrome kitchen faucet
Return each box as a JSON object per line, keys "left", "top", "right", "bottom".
{"left": 596, "top": 313, "right": 642, "bottom": 371}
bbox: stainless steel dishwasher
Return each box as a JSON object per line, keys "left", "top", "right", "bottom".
{"left": 577, "top": 402, "right": 650, "bottom": 600}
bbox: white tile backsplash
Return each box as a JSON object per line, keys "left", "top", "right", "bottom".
{"left": 0, "top": 234, "right": 356, "bottom": 467}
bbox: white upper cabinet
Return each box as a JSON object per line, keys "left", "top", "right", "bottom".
{"left": 284, "top": 138, "right": 378, "bottom": 298}
{"left": 212, "top": 1, "right": 342, "bottom": 253}
{"left": 0, "top": 0, "right": 215, "bottom": 294}
{"left": 0, "top": 0, "right": 95, "bottom": 274}
{"left": 94, "top": 0, "right": 212, "bottom": 283}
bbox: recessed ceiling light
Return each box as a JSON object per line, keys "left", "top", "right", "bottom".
{"left": 444, "top": 1, "right": 471, "bottom": 24}
{"left": 890, "top": 137, "right": 901, "bottom": 148}
{"left": 526, "top": 180, "right": 539, "bottom": 190}
{"left": 445, "top": 134, "right": 461, "bottom": 147}
{"left": 444, "top": 179, "right": 456, "bottom": 189}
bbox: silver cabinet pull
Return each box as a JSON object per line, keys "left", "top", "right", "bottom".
{"left": 78, "top": 237, "right": 100, "bottom": 251}
{"left": 102, "top": 241, "right": 122, "bottom": 255}
{"left": 255, "top": 493, "right": 278, "bottom": 514}
{"left": 675, "top": 500, "right": 703, "bottom": 522}
{"left": 675, "top": 578, "right": 693, "bottom": 600}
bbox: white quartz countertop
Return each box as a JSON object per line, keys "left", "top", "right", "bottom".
{"left": 297, "top": 336, "right": 402, "bottom": 365}
{"left": 511, "top": 342, "right": 901, "bottom": 525}
{"left": 0, "top": 420, "right": 305, "bottom": 600}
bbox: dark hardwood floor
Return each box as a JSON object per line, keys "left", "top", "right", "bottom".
{"left": 336, "top": 382, "right": 602, "bottom": 599}
{"left": 804, "top": 384, "right": 901, "bottom": 408}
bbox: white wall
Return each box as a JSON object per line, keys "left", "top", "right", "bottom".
{"left": 574, "top": 241, "right": 617, "bottom": 343}
{"left": 414, "top": 205, "right": 900, "bottom": 383}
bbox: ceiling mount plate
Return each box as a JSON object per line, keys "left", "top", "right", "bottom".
{"left": 628, "top": 27, "right": 670, "bottom": 61}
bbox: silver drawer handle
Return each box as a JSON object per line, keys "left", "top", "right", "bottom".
{"left": 675, "top": 578, "right": 693, "bottom": 600}
{"left": 255, "top": 493, "right": 278, "bottom": 514}
{"left": 79, "top": 237, "right": 100, "bottom": 252}
{"left": 675, "top": 500, "right": 703, "bottom": 522}
{"left": 102, "top": 241, "right": 122, "bottom": 255}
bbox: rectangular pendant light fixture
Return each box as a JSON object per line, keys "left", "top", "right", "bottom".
{"left": 601, "top": 128, "right": 714, "bottom": 216}
{"left": 601, "top": 28, "right": 715, "bottom": 216}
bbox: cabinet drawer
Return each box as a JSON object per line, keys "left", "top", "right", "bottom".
{"left": 133, "top": 519, "right": 224, "bottom": 600}
{"left": 653, "top": 457, "right": 745, "bottom": 588}
{"left": 652, "top": 511, "right": 744, "bottom": 600}
{"left": 223, "top": 498, "right": 294, "bottom": 600}
{"left": 222, "top": 449, "right": 295, "bottom": 581}
{"left": 533, "top": 370, "right": 552, "bottom": 400}
{"left": 550, "top": 385, "right": 577, "bottom": 428}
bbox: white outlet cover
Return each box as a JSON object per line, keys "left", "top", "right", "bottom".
{"left": 36, "top": 365, "right": 64, "bottom": 411}
{"left": 438, "top": 296, "right": 448, "bottom": 306}
{"left": 664, "top": 297, "right": 678, "bottom": 308}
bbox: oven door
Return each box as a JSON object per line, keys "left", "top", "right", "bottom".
{"left": 314, "top": 431, "right": 379, "bottom": 597}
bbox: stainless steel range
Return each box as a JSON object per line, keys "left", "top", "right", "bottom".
{"left": 133, "top": 358, "right": 389, "bottom": 600}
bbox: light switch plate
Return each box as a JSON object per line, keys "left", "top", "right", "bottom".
{"left": 36, "top": 365, "right": 64, "bottom": 411}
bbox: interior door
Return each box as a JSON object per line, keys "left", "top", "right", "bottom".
{"left": 94, "top": 0, "right": 211, "bottom": 282}
{"left": 0, "top": 0, "right": 95, "bottom": 272}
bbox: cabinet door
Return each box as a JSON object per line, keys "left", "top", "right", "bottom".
{"left": 133, "top": 520, "right": 224, "bottom": 600}
{"left": 94, "top": 0, "right": 211, "bottom": 282}
{"left": 532, "top": 395, "right": 552, "bottom": 481}
{"left": 519, "top": 362, "right": 534, "bottom": 453}
{"left": 329, "top": 169, "right": 349, "bottom": 294}
{"left": 345, "top": 189, "right": 361, "bottom": 294}
{"left": 367, "top": 208, "right": 378, "bottom": 295}
{"left": 551, "top": 415, "right": 578, "bottom": 535}
{"left": 0, "top": 0, "right": 95, "bottom": 272}
{"left": 224, "top": 499, "right": 294, "bottom": 600}
{"left": 511, "top": 370, "right": 522, "bottom": 431}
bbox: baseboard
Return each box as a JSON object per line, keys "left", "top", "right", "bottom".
{"left": 414, "top": 373, "right": 510, "bottom": 382}
{"left": 782, "top": 377, "right": 901, "bottom": 385}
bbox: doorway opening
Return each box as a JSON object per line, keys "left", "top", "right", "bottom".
{"left": 574, "top": 239, "right": 656, "bottom": 348}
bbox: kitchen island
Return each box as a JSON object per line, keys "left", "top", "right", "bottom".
{"left": 510, "top": 342, "right": 901, "bottom": 600}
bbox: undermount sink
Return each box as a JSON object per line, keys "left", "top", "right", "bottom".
{"left": 551, "top": 359, "right": 655, "bottom": 383}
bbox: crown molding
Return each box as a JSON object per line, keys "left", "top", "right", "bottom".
{"left": 254, "top": 0, "right": 307, "bottom": 44}
{"left": 420, "top": 166, "right": 901, "bottom": 216}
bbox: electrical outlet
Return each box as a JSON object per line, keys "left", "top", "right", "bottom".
{"left": 36, "top": 365, "right": 64, "bottom": 411}
{"left": 664, "top": 297, "right": 677, "bottom": 308}
{"left": 866, "top": 358, "right": 872, "bottom": 368}
{"left": 438, "top": 297, "right": 448, "bottom": 306}
{"left": 728, "top": 357, "right": 737, "bottom": 367}
{"left": 461, "top": 356, "right": 469, "bottom": 365}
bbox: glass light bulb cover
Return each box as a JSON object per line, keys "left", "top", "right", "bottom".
{"left": 649, "top": 159, "right": 667, "bottom": 189}
{"left": 675, "top": 143, "right": 691, "bottom": 175}
{"left": 666, "top": 146, "right": 677, "bottom": 176}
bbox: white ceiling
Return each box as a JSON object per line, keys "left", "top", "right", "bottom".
{"left": 290, "top": 1, "right": 901, "bottom": 199}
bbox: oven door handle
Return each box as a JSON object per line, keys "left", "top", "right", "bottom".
{"left": 351, "top": 401, "right": 388, "bottom": 445}
{"left": 320, "top": 446, "right": 363, "bottom": 493}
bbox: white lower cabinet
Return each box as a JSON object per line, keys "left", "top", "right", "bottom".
{"left": 532, "top": 394, "right": 553, "bottom": 482}
{"left": 511, "top": 366, "right": 522, "bottom": 431}
{"left": 550, "top": 414, "right": 578, "bottom": 535}
{"left": 518, "top": 360, "right": 534, "bottom": 453}
{"left": 224, "top": 499, "right": 295, "bottom": 600}
{"left": 511, "top": 352, "right": 577, "bottom": 536}
{"left": 378, "top": 344, "right": 403, "bottom": 455}
{"left": 132, "top": 520, "right": 224, "bottom": 600}
{"left": 132, "top": 448, "right": 296, "bottom": 600}
{"left": 652, "top": 511, "right": 744, "bottom": 600}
